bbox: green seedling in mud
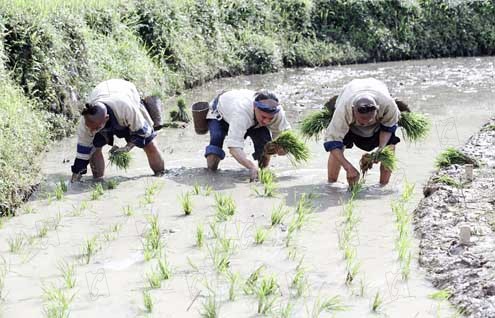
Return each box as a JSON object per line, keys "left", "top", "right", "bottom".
{"left": 256, "top": 275, "right": 279, "bottom": 314}
{"left": 23, "top": 206, "right": 36, "bottom": 214}
{"left": 170, "top": 97, "right": 191, "bottom": 123}
{"left": 207, "top": 244, "right": 230, "bottom": 273}
{"left": 254, "top": 227, "right": 268, "bottom": 245}
{"left": 214, "top": 193, "right": 236, "bottom": 221}
{"left": 288, "top": 247, "right": 298, "bottom": 261}
{"left": 201, "top": 295, "right": 219, "bottom": 318}
{"left": 143, "top": 290, "right": 153, "bottom": 313}
{"left": 401, "top": 181, "right": 415, "bottom": 202}
{"left": 143, "top": 215, "right": 163, "bottom": 261}
{"left": 428, "top": 289, "right": 451, "bottom": 300}
{"left": 158, "top": 257, "right": 172, "bottom": 280}
{"left": 71, "top": 201, "right": 89, "bottom": 217}
{"left": 291, "top": 264, "right": 308, "bottom": 298}
{"left": 180, "top": 192, "right": 193, "bottom": 215}
{"left": 90, "top": 183, "right": 105, "bottom": 200}
{"left": 270, "top": 203, "right": 289, "bottom": 226}
{"left": 203, "top": 184, "right": 213, "bottom": 196}
{"left": 398, "top": 111, "right": 430, "bottom": 142}
{"left": 300, "top": 107, "right": 334, "bottom": 141}
{"left": 432, "top": 175, "right": 462, "bottom": 188}
{"left": 42, "top": 284, "right": 75, "bottom": 318}
{"left": 254, "top": 168, "right": 277, "bottom": 197}
{"left": 105, "top": 179, "right": 119, "bottom": 190}
{"left": 57, "top": 261, "right": 76, "bottom": 289}
{"left": 435, "top": 147, "right": 478, "bottom": 168}
{"left": 142, "top": 181, "right": 162, "bottom": 204}
{"left": 345, "top": 260, "right": 361, "bottom": 286}
{"left": 402, "top": 252, "right": 412, "bottom": 280}
{"left": 218, "top": 236, "right": 236, "bottom": 255}
{"left": 54, "top": 181, "right": 67, "bottom": 200}
{"left": 192, "top": 182, "right": 201, "bottom": 195}
{"left": 196, "top": 224, "right": 204, "bottom": 248}
{"left": 360, "top": 146, "right": 397, "bottom": 176}
{"left": 146, "top": 269, "right": 162, "bottom": 289}
{"left": 371, "top": 291, "right": 384, "bottom": 312}
{"left": 311, "top": 295, "right": 347, "bottom": 317}
{"left": 104, "top": 223, "right": 121, "bottom": 241}
{"left": 109, "top": 151, "right": 132, "bottom": 170}
{"left": 226, "top": 271, "right": 241, "bottom": 301}
{"left": 209, "top": 222, "right": 220, "bottom": 239}
{"left": 271, "top": 131, "right": 310, "bottom": 165}
{"left": 7, "top": 233, "right": 26, "bottom": 253}
{"left": 122, "top": 205, "right": 135, "bottom": 217}
{"left": 243, "top": 265, "right": 265, "bottom": 295}
{"left": 280, "top": 301, "right": 295, "bottom": 318}
{"left": 37, "top": 223, "right": 50, "bottom": 238}
{"left": 82, "top": 236, "right": 99, "bottom": 264}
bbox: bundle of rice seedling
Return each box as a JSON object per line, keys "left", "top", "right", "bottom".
{"left": 435, "top": 147, "right": 478, "bottom": 169}
{"left": 299, "top": 95, "right": 337, "bottom": 140}
{"left": 109, "top": 151, "right": 132, "bottom": 170}
{"left": 300, "top": 108, "right": 334, "bottom": 140}
{"left": 398, "top": 112, "right": 430, "bottom": 142}
{"left": 360, "top": 146, "right": 397, "bottom": 175}
{"left": 271, "top": 131, "right": 310, "bottom": 165}
{"left": 170, "top": 97, "right": 190, "bottom": 123}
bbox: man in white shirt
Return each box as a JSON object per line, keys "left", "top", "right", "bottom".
{"left": 71, "top": 79, "right": 164, "bottom": 182}
{"left": 323, "top": 78, "right": 400, "bottom": 187}
{"left": 205, "top": 89, "right": 291, "bottom": 180}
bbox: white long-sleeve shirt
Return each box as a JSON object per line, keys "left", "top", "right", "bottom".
{"left": 207, "top": 89, "right": 291, "bottom": 149}
{"left": 324, "top": 78, "right": 399, "bottom": 150}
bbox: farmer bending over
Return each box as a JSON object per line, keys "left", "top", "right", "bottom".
{"left": 205, "top": 89, "right": 291, "bottom": 181}
{"left": 324, "top": 78, "right": 400, "bottom": 187}
{"left": 71, "top": 79, "right": 164, "bottom": 182}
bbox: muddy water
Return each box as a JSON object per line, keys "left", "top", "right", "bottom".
{"left": 1, "top": 57, "right": 494, "bottom": 318}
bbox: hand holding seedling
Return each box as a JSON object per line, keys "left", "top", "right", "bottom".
{"left": 249, "top": 168, "right": 259, "bottom": 182}
{"left": 345, "top": 165, "right": 360, "bottom": 186}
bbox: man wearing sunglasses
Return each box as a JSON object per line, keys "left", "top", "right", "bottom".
{"left": 323, "top": 78, "right": 400, "bottom": 187}
{"left": 204, "top": 89, "right": 291, "bottom": 181}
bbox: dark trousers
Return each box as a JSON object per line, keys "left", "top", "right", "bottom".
{"left": 204, "top": 119, "right": 271, "bottom": 161}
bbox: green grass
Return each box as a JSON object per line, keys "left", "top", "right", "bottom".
{"left": 312, "top": 295, "right": 347, "bottom": 317}
{"left": 214, "top": 193, "right": 236, "bottom": 222}
{"left": 371, "top": 291, "right": 383, "bottom": 312}
{"left": 105, "top": 179, "right": 119, "bottom": 190}
{"left": 58, "top": 261, "right": 76, "bottom": 289}
{"left": 158, "top": 257, "right": 172, "bottom": 280}
{"left": 435, "top": 147, "right": 477, "bottom": 168}
{"left": 82, "top": 236, "right": 99, "bottom": 264}
{"left": 122, "top": 205, "right": 135, "bottom": 217}
{"left": 254, "top": 168, "right": 277, "bottom": 197}
{"left": 254, "top": 227, "right": 268, "bottom": 245}
{"left": 291, "top": 264, "right": 308, "bottom": 298}
{"left": 109, "top": 151, "right": 132, "bottom": 170}
{"left": 180, "top": 192, "right": 193, "bottom": 215}
{"left": 42, "top": 284, "right": 75, "bottom": 318}
{"left": 398, "top": 111, "right": 430, "bottom": 142}
{"left": 90, "top": 184, "right": 105, "bottom": 200}
{"left": 432, "top": 175, "right": 461, "bottom": 187}
{"left": 300, "top": 107, "right": 334, "bottom": 140}
{"left": 256, "top": 275, "right": 279, "bottom": 314}
{"left": 270, "top": 203, "right": 289, "bottom": 226}
{"left": 192, "top": 182, "right": 201, "bottom": 195}
{"left": 54, "top": 181, "right": 67, "bottom": 200}
{"left": 226, "top": 271, "right": 240, "bottom": 301}
{"left": 201, "top": 295, "right": 219, "bottom": 318}
{"left": 271, "top": 131, "right": 310, "bottom": 165}
{"left": 428, "top": 289, "right": 451, "bottom": 300}
{"left": 7, "top": 233, "right": 26, "bottom": 253}
{"left": 143, "top": 214, "right": 162, "bottom": 261}
{"left": 196, "top": 224, "right": 204, "bottom": 248}
{"left": 243, "top": 265, "right": 265, "bottom": 295}
{"left": 143, "top": 290, "right": 153, "bottom": 313}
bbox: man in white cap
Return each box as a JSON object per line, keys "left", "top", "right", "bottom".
{"left": 70, "top": 79, "right": 164, "bottom": 182}
{"left": 204, "top": 89, "right": 291, "bottom": 181}
{"left": 323, "top": 78, "right": 400, "bottom": 187}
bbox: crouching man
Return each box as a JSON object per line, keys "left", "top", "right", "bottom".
{"left": 324, "top": 78, "right": 400, "bottom": 187}
{"left": 205, "top": 89, "right": 291, "bottom": 181}
{"left": 71, "top": 79, "right": 164, "bottom": 182}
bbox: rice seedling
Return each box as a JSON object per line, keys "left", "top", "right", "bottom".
{"left": 371, "top": 291, "right": 383, "bottom": 312}
{"left": 214, "top": 193, "right": 236, "bottom": 221}
{"left": 435, "top": 147, "right": 478, "bottom": 169}
{"left": 300, "top": 107, "right": 334, "bottom": 140}
{"left": 311, "top": 295, "right": 347, "bottom": 317}
{"left": 70, "top": 201, "right": 89, "bottom": 217}
{"left": 105, "top": 179, "right": 118, "bottom": 190}
{"left": 291, "top": 264, "right": 308, "bottom": 297}
{"left": 201, "top": 295, "right": 219, "bottom": 318}
{"left": 180, "top": 192, "right": 193, "bottom": 215}
{"left": 146, "top": 269, "right": 162, "bottom": 289}
{"left": 142, "top": 181, "right": 162, "bottom": 204}
{"left": 37, "top": 223, "right": 50, "bottom": 238}
{"left": 82, "top": 236, "right": 99, "bottom": 264}
{"left": 288, "top": 247, "right": 297, "bottom": 260}
{"left": 428, "top": 289, "right": 451, "bottom": 300}
{"left": 143, "top": 290, "right": 153, "bottom": 313}
{"left": 398, "top": 111, "right": 430, "bottom": 142}
{"left": 192, "top": 182, "right": 201, "bottom": 195}
{"left": 203, "top": 184, "right": 213, "bottom": 196}
{"left": 280, "top": 301, "right": 294, "bottom": 318}
{"left": 360, "top": 146, "right": 397, "bottom": 175}
{"left": 271, "top": 131, "right": 310, "bottom": 165}
{"left": 206, "top": 243, "right": 230, "bottom": 273}
{"left": 158, "top": 257, "right": 172, "bottom": 280}
{"left": 253, "top": 168, "right": 277, "bottom": 197}
{"left": 143, "top": 215, "right": 163, "bottom": 261}
{"left": 401, "top": 181, "right": 415, "bottom": 201}
{"left": 401, "top": 252, "right": 412, "bottom": 280}
{"left": 209, "top": 222, "right": 220, "bottom": 239}
{"left": 345, "top": 261, "right": 361, "bottom": 286}
{"left": 7, "top": 233, "right": 26, "bottom": 253}
{"left": 23, "top": 206, "right": 36, "bottom": 214}
{"left": 122, "top": 205, "right": 135, "bottom": 217}
{"left": 255, "top": 275, "right": 279, "bottom": 314}
{"left": 57, "top": 261, "right": 76, "bottom": 289}
{"left": 170, "top": 97, "right": 191, "bottom": 123}
{"left": 109, "top": 151, "right": 132, "bottom": 170}
{"left": 196, "top": 224, "right": 204, "bottom": 248}
{"left": 270, "top": 203, "right": 289, "bottom": 226}
{"left": 90, "top": 183, "right": 105, "bottom": 200}
{"left": 218, "top": 236, "right": 236, "bottom": 255}
{"left": 54, "top": 181, "right": 67, "bottom": 200}
{"left": 226, "top": 271, "right": 240, "bottom": 301}
{"left": 432, "top": 175, "right": 462, "bottom": 188}
{"left": 42, "top": 284, "right": 75, "bottom": 318}
{"left": 243, "top": 265, "right": 265, "bottom": 295}
{"left": 254, "top": 227, "right": 268, "bottom": 245}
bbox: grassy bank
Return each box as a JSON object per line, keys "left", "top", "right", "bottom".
{"left": 0, "top": 0, "right": 494, "bottom": 214}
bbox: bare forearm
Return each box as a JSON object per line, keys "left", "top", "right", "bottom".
{"left": 229, "top": 147, "right": 257, "bottom": 170}
{"left": 330, "top": 148, "right": 353, "bottom": 171}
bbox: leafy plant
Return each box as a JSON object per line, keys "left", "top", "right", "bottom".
{"left": 254, "top": 168, "right": 277, "bottom": 197}
{"left": 143, "top": 290, "right": 153, "bottom": 313}
{"left": 271, "top": 131, "right": 310, "bottom": 165}
{"left": 180, "top": 192, "right": 193, "bottom": 215}
{"left": 256, "top": 275, "right": 279, "bottom": 314}
{"left": 300, "top": 107, "right": 334, "bottom": 140}
{"left": 170, "top": 97, "right": 190, "bottom": 123}
{"left": 196, "top": 224, "right": 204, "bottom": 248}
{"left": 201, "top": 295, "right": 219, "bottom": 318}
{"left": 90, "top": 183, "right": 105, "bottom": 200}
{"left": 158, "top": 257, "right": 172, "bottom": 280}
{"left": 122, "top": 205, "right": 135, "bottom": 217}
{"left": 435, "top": 147, "right": 477, "bottom": 168}
{"left": 371, "top": 291, "right": 383, "bottom": 312}
{"left": 312, "top": 295, "right": 347, "bottom": 317}
{"left": 82, "top": 236, "right": 99, "bottom": 264}
{"left": 428, "top": 289, "right": 451, "bottom": 300}
{"left": 109, "top": 151, "right": 132, "bottom": 170}
{"left": 7, "top": 233, "right": 26, "bottom": 253}
{"left": 42, "top": 284, "right": 75, "bottom": 318}
{"left": 226, "top": 271, "right": 240, "bottom": 301}
{"left": 54, "top": 181, "right": 67, "bottom": 200}
{"left": 58, "top": 261, "right": 76, "bottom": 289}
{"left": 214, "top": 193, "right": 236, "bottom": 221}
{"left": 270, "top": 203, "right": 289, "bottom": 226}
{"left": 360, "top": 145, "right": 397, "bottom": 175}
{"left": 254, "top": 227, "right": 268, "bottom": 245}
{"left": 398, "top": 111, "right": 430, "bottom": 142}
